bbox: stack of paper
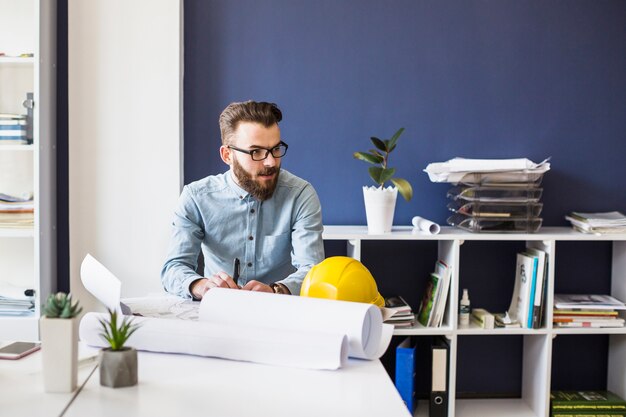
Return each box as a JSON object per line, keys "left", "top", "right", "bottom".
{"left": 424, "top": 157, "right": 551, "bottom": 184}
{"left": 383, "top": 295, "right": 415, "bottom": 327}
{"left": 0, "top": 283, "right": 34, "bottom": 316}
{"left": 0, "top": 193, "right": 34, "bottom": 229}
{"left": 565, "top": 212, "right": 626, "bottom": 234}
{"left": 553, "top": 294, "right": 626, "bottom": 328}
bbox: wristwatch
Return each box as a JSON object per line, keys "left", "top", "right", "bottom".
{"left": 271, "top": 282, "right": 290, "bottom": 295}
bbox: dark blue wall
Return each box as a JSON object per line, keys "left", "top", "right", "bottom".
{"left": 184, "top": 0, "right": 626, "bottom": 227}
{"left": 183, "top": 0, "right": 624, "bottom": 396}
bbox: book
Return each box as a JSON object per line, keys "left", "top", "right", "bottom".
{"left": 384, "top": 295, "right": 412, "bottom": 315}
{"left": 508, "top": 252, "right": 538, "bottom": 329}
{"left": 417, "top": 273, "right": 440, "bottom": 327}
{"left": 551, "top": 390, "right": 626, "bottom": 412}
{"left": 395, "top": 337, "right": 416, "bottom": 413}
{"left": 525, "top": 247, "right": 548, "bottom": 328}
{"left": 432, "top": 260, "right": 452, "bottom": 327}
{"left": 554, "top": 294, "right": 626, "bottom": 311}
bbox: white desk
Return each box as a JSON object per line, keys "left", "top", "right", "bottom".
{"left": 67, "top": 350, "right": 411, "bottom": 417}
{"left": 0, "top": 347, "right": 98, "bottom": 417}
{"left": 2, "top": 349, "right": 411, "bottom": 417}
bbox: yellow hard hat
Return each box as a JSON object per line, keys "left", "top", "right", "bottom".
{"left": 300, "top": 256, "right": 385, "bottom": 307}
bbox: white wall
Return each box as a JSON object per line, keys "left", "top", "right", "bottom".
{"left": 68, "top": 0, "right": 183, "bottom": 311}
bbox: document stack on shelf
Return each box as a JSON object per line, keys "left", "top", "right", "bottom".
{"left": 423, "top": 157, "right": 550, "bottom": 233}
{"left": 0, "top": 283, "right": 34, "bottom": 316}
{"left": 0, "top": 193, "right": 34, "bottom": 229}
{"left": 553, "top": 294, "right": 626, "bottom": 328}
{"left": 417, "top": 260, "right": 452, "bottom": 327}
{"left": 565, "top": 211, "right": 626, "bottom": 234}
{"left": 0, "top": 113, "right": 28, "bottom": 145}
{"left": 550, "top": 390, "right": 626, "bottom": 417}
{"left": 383, "top": 295, "right": 415, "bottom": 328}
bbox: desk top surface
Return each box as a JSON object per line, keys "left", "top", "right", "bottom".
{"left": 2, "top": 347, "right": 410, "bottom": 417}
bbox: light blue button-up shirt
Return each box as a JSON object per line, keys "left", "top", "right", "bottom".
{"left": 161, "top": 169, "right": 325, "bottom": 298}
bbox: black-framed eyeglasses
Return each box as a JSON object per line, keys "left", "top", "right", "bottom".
{"left": 228, "top": 141, "right": 289, "bottom": 161}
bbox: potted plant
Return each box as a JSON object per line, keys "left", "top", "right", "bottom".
{"left": 40, "top": 292, "right": 83, "bottom": 393}
{"left": 353, "top": 127, "right": 413, "bottom": 233}
{"left": 98, "top": 309, "right": 140, "bottom": 388}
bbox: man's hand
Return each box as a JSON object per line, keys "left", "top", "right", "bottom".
{"left": 241, "top": 280, "right": 273, "bottom": 293}
{"left": 190, "top": 272, "right": 239, "bottom": 300}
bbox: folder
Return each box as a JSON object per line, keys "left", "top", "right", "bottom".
{"left": 395, "top": 337, "right": 416, "bottom": 413}
{"left": 430, "top": 337, "right": 449, "bottom": 417}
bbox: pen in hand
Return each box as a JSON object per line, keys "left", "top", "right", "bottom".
{"left": 233, "top": 258, "right": 240, "bottom": 288}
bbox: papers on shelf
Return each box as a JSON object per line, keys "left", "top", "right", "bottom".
{"left": 79, "top": 255, "right": 393, "bottom": 370}
{"left": 0, "top": 193, "right": 34, "bottom": 228}
{"left": 554, "top": 294, "right": 626, "bottom": 311}
{"left": 0, "top": 283, "right": 34, "bottom": 316}
{"left": 424, "top": 157, "right": 551, "bottom": 184}
{"left": 566, "top": 211, "right": 626, "bottom": 234}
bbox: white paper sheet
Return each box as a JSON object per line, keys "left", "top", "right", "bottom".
{"left": 80, "top": 254, "right": 122, "bottom": 314}
{"left": 199, "top": 288, "right": 393, "bottom": 360}
{"left": 80, "top": 312, "right": 348, "bottom": 370}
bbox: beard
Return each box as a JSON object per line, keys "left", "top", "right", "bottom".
{"left": 232, "top": 157, "right": 280, "bottom": 201}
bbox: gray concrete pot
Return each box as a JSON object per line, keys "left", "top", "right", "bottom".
{"left": 99, "top": 347, "right": 138, "bottom": 388}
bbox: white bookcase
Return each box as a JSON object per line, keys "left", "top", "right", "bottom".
{"left": 323, "top": 225, "right": 626, "bottom": 417}
{"left": 0, "top": 0, "right": 56, "bottom": 341}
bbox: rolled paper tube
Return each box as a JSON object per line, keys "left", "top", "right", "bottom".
{"left": 411, "top": 216, "right": 441, "bottom": 235}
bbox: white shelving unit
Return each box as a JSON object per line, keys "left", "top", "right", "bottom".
{"left": 0, "top": 0, "right": 56, "bottom": 341}
{"left": 323, "top": 225, "right": 626, "bottom": 417}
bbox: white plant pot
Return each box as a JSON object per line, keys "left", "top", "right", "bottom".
{"left": 40, "top": 316, "right": 78, "bottom": 393}
{"left": 363, "top": 186, "right": 398, "bottom": 234}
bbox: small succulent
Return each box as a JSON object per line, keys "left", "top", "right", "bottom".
{"left": 353, "top": 127, "right": 413, "bottom": 201}
{"left": 99, "top": 309, "right": 140, "bottom": 351}
{"left": 43, "top": 292, "right": 83, "bottom": 318}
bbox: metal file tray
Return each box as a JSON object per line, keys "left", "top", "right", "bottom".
{"left": 447, "top": 201, "right": 543, "bottom": 219}
{"left": 455, "top": 170, "right": 545, "bottom": 186}
{"left": 447, "top": 213, "right": 543, "bottom": 233}
{"left": 447, "top": 186, "right": 543, "bottom": 203}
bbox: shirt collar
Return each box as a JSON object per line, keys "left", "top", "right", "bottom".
{"left": 226, "top": 169, "right": 250, "bottom": 199}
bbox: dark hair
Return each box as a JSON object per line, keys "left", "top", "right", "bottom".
{"left": 219, "top": 100, "right": 283, "bottom": 145}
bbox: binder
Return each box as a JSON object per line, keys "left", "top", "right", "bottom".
{"left": 430, "top": 337, "right": 449, "bottom": 417}
{"left": 395, "top": 337, "right": 417, "bottom": 413}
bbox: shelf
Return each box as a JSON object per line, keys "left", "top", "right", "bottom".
{"left": 455, "top": 398, "right": 537, "bottom": 417}
{"left": 0, "top": 144, "right": 34, "bottom": 151}
{"left": 322, "top": 224, "right": 626, "bottom": 417}
{"left": 0, "top": 228, "right": 34, "bottom": 238}
{"left": 0, "top": 57, "right": 35, "bottom": 65}
{"left": 323, "top": 225, "right": 626, "bottom": 241}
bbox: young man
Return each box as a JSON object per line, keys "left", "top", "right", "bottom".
{"left": 161, "top": 101, "right": 325, "bottom": 300}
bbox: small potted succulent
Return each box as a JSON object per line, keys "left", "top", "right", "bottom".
{"left": 40, "top": 292, "right": 83, "bottom": 393}
{"left": 98, "top": 308, "right": 140, "bottom": 388}
{"left": 353, "top": 127, "right": 413, "bottom": 234}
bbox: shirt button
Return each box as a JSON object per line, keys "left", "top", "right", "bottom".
{"left": 250, "top": 208, "right": 255, "bottom": 214}
{"left": 239, "top": 196, "right": 243, "bottom": 200}
{"left": 248, "top": 236, "right": 253, "bottom": 240}
{"left": 247, "top": 262, "right": 252, "bottom": 267}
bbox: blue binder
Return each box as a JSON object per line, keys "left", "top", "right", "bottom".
{"left": 395, "top": 337, "right": 417, "bottom": 413}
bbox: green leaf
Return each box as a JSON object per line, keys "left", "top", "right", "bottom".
{"left": 369, "top": 136, "right": 387, "bottom": 152}
{"left": 368, "top": 149, "right": 384, "bottom": 157}
{"left": 390, "top": 177, "right": 413, "bottom": 201}
{"left": 388, "top": 127, "right": 405, "bottom": 150}
{"left": 368, "top": 166, "right": 384, "bottom": 185}
{"left": 353, "top": 151, "right": 383, "bottom": 165}
{"left": 378, "top": 167, "right": 396, "bottom": 185}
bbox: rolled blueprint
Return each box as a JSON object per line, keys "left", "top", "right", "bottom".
{"left": 199, "top": 288, "right": 393, "bottom": 360}
{"left": 80, "top": 312, "right": 348, "bottom": 370}
{"left": 411, "top": 216, "right": 441, "bottom": 235}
